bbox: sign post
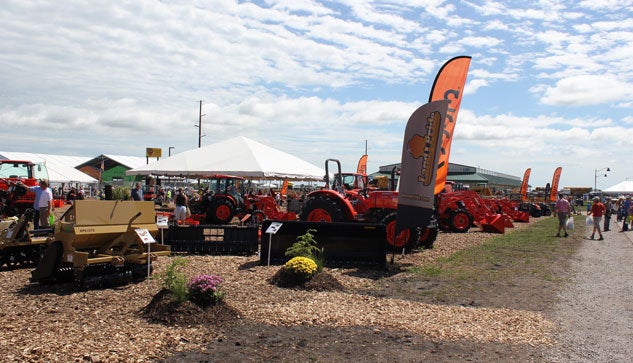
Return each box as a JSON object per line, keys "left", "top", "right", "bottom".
{"left": 264, "top": 222, "right": 283, "bottom": 266}
{"left": 135, "top": 228, "right": 156, "bottom": 285}
{"left": 156, "top": 215, "right": 169, "bottom": 244}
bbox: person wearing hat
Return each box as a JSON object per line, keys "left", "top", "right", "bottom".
{"left": 587, "top": 196, "right": 606, "bottom": 240}
{"left": 603, "top": 197, "right": 613, "bottom": 231}
{"left": 24, "top": 179, "right": 53, "bottom": 228}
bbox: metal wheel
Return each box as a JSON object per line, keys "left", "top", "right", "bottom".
{"left": 248, "top": 210, "right": 266, "bottom": 228}
{"left": 418, "top": 227, "right": 439, "bottom": 249}
{"left": 382, "top": 213, "right": 416, "bottom": 249}
{"left": 301, "top": 196, "right": 345, "bottom": 222}
{"left": 206, "top": 198, "right": 235, "bottom": 224}
{"left": 449, "top": 209, "right": 472, "bottom": 233}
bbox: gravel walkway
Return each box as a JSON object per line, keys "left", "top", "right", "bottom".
{"left": 546, "top": 218, "right": 633, "bottom": 362}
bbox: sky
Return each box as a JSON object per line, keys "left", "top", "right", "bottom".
{"left": 1, "top": 0, "right": 632, "bottom": 190}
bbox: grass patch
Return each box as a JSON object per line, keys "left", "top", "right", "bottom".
{"left": 390, "top": 215, "right": 582, "bottom": 310}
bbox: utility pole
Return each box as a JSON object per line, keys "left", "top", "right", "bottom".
{"left": 197, "top": 100, "right": 203, "bottom": 148}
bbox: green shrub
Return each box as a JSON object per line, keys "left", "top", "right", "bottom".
{"left": 284, "top": 229, "right": 324, "bottom": 271}
{"left": 158, "top": 257, "right": 189, "bottom": 302}
{"left": 111, "top": 186, "right": 131, "bottom": 200}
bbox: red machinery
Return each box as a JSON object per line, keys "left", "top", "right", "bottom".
{"left": 190, "top": 175, "right": 296, "bottom": 225}
{"left": 483, "top": 198, "right": 530, "bottom": 223}
{"left": 436, "top": 189, "right": 508, "bottom": 234}
{"left": 300, "top": 159, "right": 437, "bottom": 250}
{"left": 0, "top": 160, "right": 49, "bottom": 217}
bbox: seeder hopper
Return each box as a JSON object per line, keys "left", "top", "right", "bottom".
{"left": 30, "top": 200, "right": 171, "bottom": 288}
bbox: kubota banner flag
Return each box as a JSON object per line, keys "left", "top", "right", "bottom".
{"left": 280, "top": 179, "right": 289, "bottom": 196}
{"left": 550, "top": 167, "right": 562, "bottom": 202}
{"left": 356, "top": 154, "right": 368, "bottom": 175}
{"left": 429, "top": 56, "right": 471, "bottom": 195}
{"left": 520, "top": 168, "right": 531, "bottom": 202}
{"left": 396, "top": 100, "right": 449, "bottom": 239}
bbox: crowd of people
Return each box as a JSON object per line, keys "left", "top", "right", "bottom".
{"left": 555, "top": 194, "right": 633, "bottom": 241}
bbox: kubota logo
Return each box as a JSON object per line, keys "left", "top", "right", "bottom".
{"left": 406, "top": 110, "right": 443, "bottom": 185}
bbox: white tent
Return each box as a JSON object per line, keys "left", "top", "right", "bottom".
{"left": 603, "top": 181, "right": 633, "bottom": 194}
{"left": 0, "top": 151, "right": 97, "bottom": 184}
{"left": 125, "top": 136, "right": 325, "bottom": 180}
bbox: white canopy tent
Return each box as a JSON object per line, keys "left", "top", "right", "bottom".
{"left": 603, "top": 181, "right": 633, "bottom": 194}
{"left": 126, "top": 136, "right": 325, "bottom": 180}
{"left": 0, "top": 151, "right": 97, "bottom": 184}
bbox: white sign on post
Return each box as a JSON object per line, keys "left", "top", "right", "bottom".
{"left": 135, "top": 228, "right": 156, "bottom": 284}
{"left": 265, "top": 222, "right": 283, "bottom": 266}
{"left": 135, "top": 228, "right": 156, "bottom": 244}
{"left": 156, "top": 216, "right": 169, "bottom": 245}
{"left": 156, "top": 216, "right": 169, "bottom": 229}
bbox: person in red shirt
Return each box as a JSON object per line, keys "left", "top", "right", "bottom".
{"left": 588, "top": 197, "right": 606, "bottom": 240}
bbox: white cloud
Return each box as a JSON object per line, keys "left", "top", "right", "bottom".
{"left": 539, "top": 75, "right": 633, "bottom": 106}
{"left": 1, "top": 0, "right": 633, "bottom": 188}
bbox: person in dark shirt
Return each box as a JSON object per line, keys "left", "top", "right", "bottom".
{"left": 173, "top": 188, "right": 188, "bottom": 223}
{"left": 131, "top": 182, "right": 143, "bottom": 201}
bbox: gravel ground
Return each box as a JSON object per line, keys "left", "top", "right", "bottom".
{"left": 3, "top": 211, "right": 633, "bottom": 362}
{"left": 545, "top": 218, "right": 633, "bottom": 362}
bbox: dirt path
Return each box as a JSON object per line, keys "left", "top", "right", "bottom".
{"left": 546, "top": 219, "right": 633, "bottom": 362}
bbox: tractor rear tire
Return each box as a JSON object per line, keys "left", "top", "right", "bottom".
{"left": 206, "top": 199, "right": 235, "bottom": 224}
{"left": 382, "top": 213, "right": 416, "bottom": 250}
{"left": 301, "top": 196, "right": 345, "bottom": 222}
{"left": 449, "top": 208, "right": 472, "bottom": 233}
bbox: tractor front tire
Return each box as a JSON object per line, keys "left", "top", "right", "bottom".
{"left": 449, "top": 209, "right": 472, "bottom": 233}
{"left": 301, "top": 196, "right": 345, "bottom": 222}
{"left": 206, "top": 199, "right": 235, "bottom": 224}
{"left": 418, "top": 227, "right": 439, "bottom": 249}
{"left": 382, "top": 213, "right": 417, "bottom": 250}
{"left": 248, "top": 210, "right": 266, "bottom": 228}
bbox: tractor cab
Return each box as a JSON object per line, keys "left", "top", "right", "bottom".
{"left": 0, "top": 160, "right": 49, "bottom": 217}
{"left": 341, "top": 173, "right": 367, "bottom": 191}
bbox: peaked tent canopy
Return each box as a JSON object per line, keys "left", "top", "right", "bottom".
{"left": 0, "top": 151, "right": 97, "bottom": 184}
{"left": 125, "top": 136, "right": 325, "bottom": 180}
{"left": 603, "top": 181, "right": 633, "bottom": 194}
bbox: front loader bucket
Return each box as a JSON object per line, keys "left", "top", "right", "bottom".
{"left": 479, "top": 214, "right": 505, "bottom": 234}
{"left": 510, "top": 210, "right": 530, "bottom": 223}
{"left": 503, "top": 215, "right": 515, "bottom": 228}
{"left": 260, "top": 220, "right": 386, "bottom": 269}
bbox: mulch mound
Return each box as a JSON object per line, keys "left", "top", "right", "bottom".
{"left": 140, "top": 289, "right": 241, "bottom": 326}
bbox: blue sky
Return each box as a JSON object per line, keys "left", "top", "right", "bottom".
{"left": 1, "top": 0, "right": 632, "bottom": 190}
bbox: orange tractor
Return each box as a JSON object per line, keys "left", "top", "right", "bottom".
{"left": 190, "top": 175, "right": 296, "bottom": 225}
{"left": 0, "top": 160, "right": 50, "bottom": 217}
{"left": 300, "top": 159, "right": 438, "bottom": 250}
{"left": 436, "top": 189, "right": 509, "bottom": 234}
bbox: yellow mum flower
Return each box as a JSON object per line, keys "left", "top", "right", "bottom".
{"left": 284, "top": 256, "right": 318, "bottom": 279}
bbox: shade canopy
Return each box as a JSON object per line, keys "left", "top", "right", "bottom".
{"left": 0, "top": 152, "right": 97, "bottom": 184}
{"left": 603, "top": 181, "right": 633, "bottom": 194}
{"left": 126, "top": 136, "right": 325, "bottom": 180}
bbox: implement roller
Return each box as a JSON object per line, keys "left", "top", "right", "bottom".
{"left": 30, "top": 200, "right": 170, "bottom": 288}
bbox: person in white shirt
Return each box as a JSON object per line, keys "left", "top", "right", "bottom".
{"left": 29, "top": 179, "right": 54, "bottom": 228}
